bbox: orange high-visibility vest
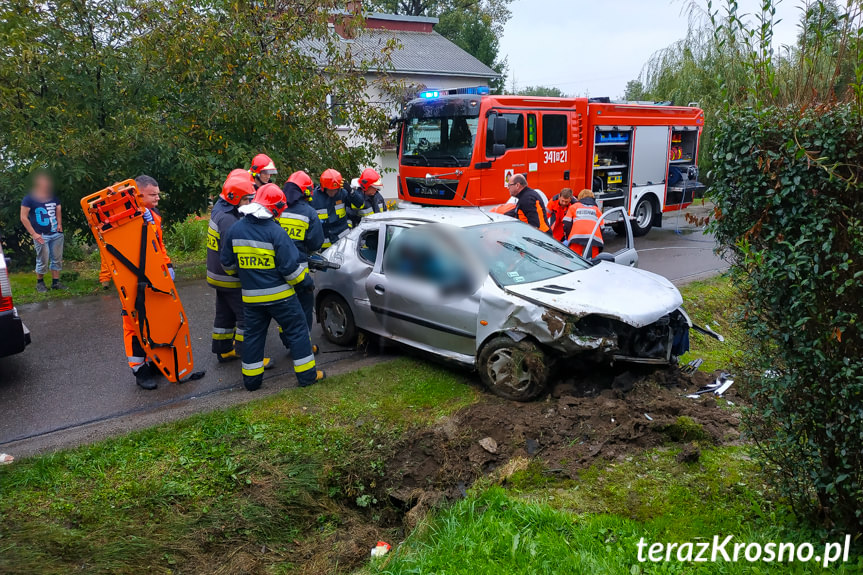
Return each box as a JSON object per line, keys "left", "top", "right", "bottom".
{"left": 564, "top": 202, "right": 603, "bottom": 258}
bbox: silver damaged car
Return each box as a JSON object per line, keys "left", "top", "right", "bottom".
{"left": 314, "top": 208, "right": 695, "bottom": 401}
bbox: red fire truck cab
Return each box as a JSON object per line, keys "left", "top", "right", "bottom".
{"left": 396, "top": 91, "right": 706, "bottom": 236}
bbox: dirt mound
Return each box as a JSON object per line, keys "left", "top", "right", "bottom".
{"left": 385, "top": 366, "right": 741, "bottom": 507}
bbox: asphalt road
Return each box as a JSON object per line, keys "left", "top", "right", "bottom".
{"left": 0, "top": 205, "right": 726, "bottom": 455}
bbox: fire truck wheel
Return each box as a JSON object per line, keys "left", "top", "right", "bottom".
{"left": 632, "top": 196, "right": 656, "bottom": 237}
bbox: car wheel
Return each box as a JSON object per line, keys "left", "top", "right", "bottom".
{"left": 319, "top": 293, "right": 357, "bottom": 346}
{"left": 478, "top": 336, "right": 550, "bottom": 401}
{"left": 632, "top": 196, "right": 655, "bottom": 237}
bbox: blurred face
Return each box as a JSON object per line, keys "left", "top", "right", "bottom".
{"left": 258, "top": 172, "right": 272, "bottom": 184}
{"left": 366, "top": 185, "right": 382, "bottom": 197}
{"left": 239, "top": 195, "right": 253, "bottom": 206}
{"left": 324, "top": 187, "right": 339, "bottom": 197}
{"left": 559, "top": 196, "right": 572, "bottom": 209}
{"left": 139, "top": 184, "right": 161, "bottom": 209}
{"left": 32, "top": 174, "right": 52, "bottom": 201}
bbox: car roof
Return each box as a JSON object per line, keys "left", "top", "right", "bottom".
{"left": 365, "top": 207, "right": 511, "bottom": 228}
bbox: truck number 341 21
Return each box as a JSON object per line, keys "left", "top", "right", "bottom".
{"left": 543, "top": 150, "right": 567, "bottom": 164}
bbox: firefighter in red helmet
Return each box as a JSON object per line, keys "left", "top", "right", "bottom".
{"left": 313, "top": 168, "right": 362, "bottom": 248}
{"left": 249, "top": 154, "right": 278, "bottom": 190}
{"left": 220, "top": 184, "right": 326, "bottom": 391}
{"left": 349, "top": 167, "right": 387, "bottom": 227}
{"left": 206, "top": 169, "right": 273, "bottom": 369}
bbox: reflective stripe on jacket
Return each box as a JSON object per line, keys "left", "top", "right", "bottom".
{"left": 279, "top": 182, "right": 325, "bottom": 263}
{"left": 220, "top": 215, "right": 308, "bottom": 305}
{"left": 311, "top": 186, "right": 358, "bottom": 248}
{"left": 565, "top": 200, "right": 604, "bottom": 251}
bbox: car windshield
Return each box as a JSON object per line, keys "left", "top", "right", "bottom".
{"left": 401, "top": 98, "right": 481, "bottom": 168}
{"left": 465, "top": 221, "right": 590, "bottom": 286}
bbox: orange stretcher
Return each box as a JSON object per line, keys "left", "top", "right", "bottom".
{"left": 81, "top": 180, "right": 195, "bottom": 382}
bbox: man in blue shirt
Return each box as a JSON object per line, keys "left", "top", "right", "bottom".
{"left": 19, "top": 172, "right": 67, "bottom": 292}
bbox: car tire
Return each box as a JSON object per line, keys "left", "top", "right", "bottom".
{"left": 319, "top": 293, "right": 357, "bottom": 346}
{"left": 478, "top": 336, "right": 550, "bottom": 401}
{"left": 632, "top": 196, "right": 656, "bottom": 237}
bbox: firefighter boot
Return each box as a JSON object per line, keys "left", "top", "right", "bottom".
{"left": 135, "top": 363, "right": 158, "bottom": 390}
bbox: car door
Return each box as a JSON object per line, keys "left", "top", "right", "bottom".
{"left": 364, "top": 224, "right": 480, "bottom": 358}
{"left": 583, "top": 207, "right": 638, "bottom": 267}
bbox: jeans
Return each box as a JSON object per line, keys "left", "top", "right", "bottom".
{"left": 34, "top": 232, "right": 64, "bottom": 275}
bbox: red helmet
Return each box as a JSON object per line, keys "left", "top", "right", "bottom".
{"left": 359, "top": 168, "right": 382, "bottom": 192}
{"left": 320, "top": 168, "right": 343, "bottom": 190}
{"left": 287, "top": 171, "right": 314, "bottom": 199}
{"left": 249, "top": 154, "right": 277, "bottom": 176}
{"left": 220, "top": 169, "right": 256, "bottom": 205}
{"left": 253, "top": 183, "right": 287, "bottom": 217}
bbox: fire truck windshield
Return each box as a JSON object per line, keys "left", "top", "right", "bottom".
{"left": 401, "top": 99, "right": 480, "bottom": 167}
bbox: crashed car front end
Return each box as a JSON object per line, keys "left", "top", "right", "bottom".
{"left": 477, "top": 263, "right": 693, "bottom": 366}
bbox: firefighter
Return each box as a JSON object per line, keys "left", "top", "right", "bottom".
{"left": 207, "top": 169, "right": 274, "bottom": 369}
{"left": 125, "top": 175, "right": 174, "bottom": 390}
{"left": 506, "top": 173, "right": 550, "bottom": 233}
{"left": 563, "top": 189, "right": 604, "bottom": 258}
{"left": 312, "top": 168, "right": 356, "bottom": 249}
{"left": 279, "top": 171, "right": 324, "bottom": 336}
{"left": 220, "top": 184, "right": 325, "bottom": 391}
{"left": 349, "top": 168, "right": 387, "bottom": 227}
{"left": 546, "top": 188, "right": 574, "bottom": 241}
{"left": 249, "top": 153, "right": 278, "bottom": 190}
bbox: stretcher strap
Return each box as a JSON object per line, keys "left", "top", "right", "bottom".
{"left": 105, "top": 220, "right": 182, "bottom": 379}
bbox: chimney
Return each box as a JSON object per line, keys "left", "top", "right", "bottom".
{"left": 335, "top": 0, "right": 363, "bottom": 39}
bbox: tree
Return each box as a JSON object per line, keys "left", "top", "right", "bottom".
{"left": 622, "top": 80, "right": 648, "bottom": 101}
{"left": 0, "top": 0, "right": 393, "bottom": 258}
{"left": 366, "top": 0, "right": 512, "bottom": 92}
{"left": 512, "top": 85, "right": 567, "bottom": 97}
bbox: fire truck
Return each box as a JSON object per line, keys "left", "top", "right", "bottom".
{"left": 395, "top": 88, "right": 706, "bottom": 236}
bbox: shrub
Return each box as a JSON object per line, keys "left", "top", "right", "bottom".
{"left": 164, "top": 218, "right": 207, "bottom": 255}
{"left": 709, "top": 104, "right": 863, "bottom": 532}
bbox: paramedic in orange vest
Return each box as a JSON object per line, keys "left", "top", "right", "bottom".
{"left": 563, "top": 189, "right": 604, "bottom": 259}
{"left": 506, "top": 173, "right": 550, "bottom": 233}
{"left": 546, "top": 188, "right": 574, "bottom": 241}
{"left": 249, "top": 153, "right": 278, "bottom": 190}
{"left": 125, "top": 175, "right": 174, "bottom": 390}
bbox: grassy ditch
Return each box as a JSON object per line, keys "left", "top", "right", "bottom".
{"left": 0, "top": 359, "right": 480, "bottom": 574}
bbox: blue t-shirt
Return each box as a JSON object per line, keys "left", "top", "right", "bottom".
{"left": 22, "top": 195, "right": 61, "bottom": 234}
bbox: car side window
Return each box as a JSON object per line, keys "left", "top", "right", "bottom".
{"left": 382, "top": 226, "right": 473, "bottom": 293}
{"left": 358, "top": 230, "right": 380, "bottom": 264}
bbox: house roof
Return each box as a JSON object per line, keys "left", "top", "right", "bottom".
{"left": 354, "top": 29, "right": 499, "bottom": 79}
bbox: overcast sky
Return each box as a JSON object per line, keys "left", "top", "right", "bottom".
{"left": 498, "top": 0, "right": 803, "bottom": 98}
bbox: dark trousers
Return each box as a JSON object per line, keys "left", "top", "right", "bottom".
{"left": 296, "top": 285, "right": 315, "bottom": 330}
{"left": 212, "top": 288, "right": 245, "bottom": 355}
{"left": 242, "top": 296, "right": 317, "bottom": 391}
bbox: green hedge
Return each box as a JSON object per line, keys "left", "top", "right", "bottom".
{"left": 709, "top": 104, "right": 863, "bottom": 532}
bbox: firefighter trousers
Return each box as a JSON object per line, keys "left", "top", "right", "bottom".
{"left": 277, "top": 284, "right": 315, "bottom": 340}
{"left": 212, "top": 288, "right": 245, "bottom": 356}
{"left": 242, "top": 297, "right": 317, "bottom": 391}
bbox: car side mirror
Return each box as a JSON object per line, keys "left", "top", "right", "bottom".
{"left": 591, "top": 253, "right": 615, "bottom": 264}
{"left": 491, "top": 143, "right": 506, "bottom": 157}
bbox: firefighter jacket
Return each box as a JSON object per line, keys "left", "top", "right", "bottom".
{"left": 514, "top": 187, "right": 550, "bottom": 233}
{"left": 312, "top": 186, "right": 357, "bottom": 248}
{"left": 546, "top": 194, "right": 571, "bottom": 241}
{"left": 349, "top": 189, "right": 387, "bottom": 227}
{"left": 564, "top": 197, "right": 604, "bottom": 255}
{"left": 206, "top": 198, "right": 243, "bottom": 289}
{"left": 278, "top": 182, "right": 324, "bottom": 264}
{"left": 220, "top": 214, "right": 311, "bottom": 305}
